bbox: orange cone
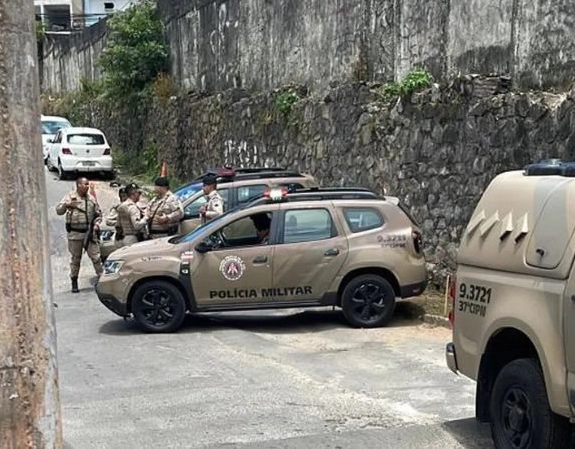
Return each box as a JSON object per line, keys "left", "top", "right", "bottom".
{"left": 160, "top": 161, "right": 168, "bottom": 177}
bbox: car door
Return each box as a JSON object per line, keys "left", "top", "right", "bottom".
{"left": 180, "top": 187, "right": 231, "bottom": 235}
{"left": 271, "top": 205, "right": 349, "bottom": 301}
{"left": 49, "top": 130, "right": 62, "bottom": 165}
{"left": 190, "top": 206, "right": 278, "bottom": 306}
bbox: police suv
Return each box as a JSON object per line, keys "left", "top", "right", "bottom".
{"left": 96, "top": 186, "right": 428, "bottom": 333}
{"left": 446, "top": 159, "right": 575, "bottom": 448}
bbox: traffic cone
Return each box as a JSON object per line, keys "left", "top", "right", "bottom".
{"left": 160, "top": 161, "right": 168, "bottom": 177}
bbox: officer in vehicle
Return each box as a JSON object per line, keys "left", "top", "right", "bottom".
{"left": 146, "top": 176, "right": 184, "bottom": 238}
{"left": 117, "top": 182, "right": 149, "bottom": 245}
{"left": 251, "top": 213, "right": 271, "bottom": 244}
{"left": 199, "top": 173, "right": 224, "bottom": 223}
{"left": 55, "top": 176, "right": 103, "bottom": 293}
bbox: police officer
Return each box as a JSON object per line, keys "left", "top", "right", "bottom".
{"left": 146, "top": 177, "right": 184, "bottom": 238}
{"left": 105, "top": 187, "right": 127, "bottom": 246}
{"left": 56, "top": 176, "right": 103, "bottom": 293}
{"left": 198, "top": 173, "right": 224, "bottom": 223}
{"left": 117, "top": 182, "right": 149, "bottom": 246}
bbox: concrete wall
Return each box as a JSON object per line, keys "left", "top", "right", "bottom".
{"left": 40, "top": 0, "right": 575, "bottom": 94}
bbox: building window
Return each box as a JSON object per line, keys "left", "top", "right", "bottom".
{"left": 104, "top": 2, "right": 115, "bottom": 10}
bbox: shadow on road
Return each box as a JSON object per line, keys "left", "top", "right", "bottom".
{"left": 442, "top": 418, "right": 493, "bottom": 448}
{"left": 98, "top": 305, "right": 427, "bottom": 337}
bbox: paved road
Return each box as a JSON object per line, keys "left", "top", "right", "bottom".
{"left": 45, "top": 168, "right": 494, "bottom": 449}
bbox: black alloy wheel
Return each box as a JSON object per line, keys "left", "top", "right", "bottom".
{"left": 341, "top": 274, "right": 396, "bottom": 328}
{"left": 489, "top": 358, "right": 571, "bottom": 449}
{"left": 131, "top": 281, "right": 186, "bottom": 333}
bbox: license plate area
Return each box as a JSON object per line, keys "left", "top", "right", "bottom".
{"left": 82, "top": 161, "right": 96, "bottom": 166}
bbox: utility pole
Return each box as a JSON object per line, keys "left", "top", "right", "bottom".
{"left": 0, "top": 1, "right": 63, "bottom": 448}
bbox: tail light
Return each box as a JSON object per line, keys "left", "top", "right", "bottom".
{"left": 447, "top": 274, "right": 456, "bottom": 326}
{"left": 103, "top": 147, "right": 111, "bottom": 155}
{"left": 412, "top": 230, "right": 423, "bottom": 254}
{"left": 62, "top": 147, "right": 72, "bottom": 155}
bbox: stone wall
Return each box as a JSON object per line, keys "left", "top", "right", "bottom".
{"left": 40, "top": 0, "right": 575, "bottom": 94}
{"left": 52, "top": 76, "right": 575, "bottom": 284}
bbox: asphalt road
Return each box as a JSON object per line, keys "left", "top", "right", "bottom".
{"left": 45, "top": 168, "right": 494, "bottom": 449}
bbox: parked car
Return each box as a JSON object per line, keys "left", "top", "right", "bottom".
{"left": 41, "top": 115, "right": 71, "bottom": 163}
{"left": 99, "top": 166, "right": 320, "bottom": 261}
{"left": 96, "top": 186, "right": 428, "bottom": 333}
{"left": 45, "top": 126, "right": 114, "bottom": 180}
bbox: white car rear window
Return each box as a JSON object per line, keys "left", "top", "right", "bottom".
{"left": 67, "top": 133, "right": 105, "bottom": 145}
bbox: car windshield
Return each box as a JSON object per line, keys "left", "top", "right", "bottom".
{"left": 67, "top": 133, "right": 105, "bottom": 145}
{"left": 174, "top": 182, "right": 202, "bottom": 201}
{"left": 170, "top": 197, "right": 265, "bottom": 245}
{"left": 42, "top": 120, "right": 70, "bottom": 134}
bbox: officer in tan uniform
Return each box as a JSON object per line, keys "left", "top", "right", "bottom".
{"left": 56, "top": 177, "right": 103, "bottom": 293}
{"left": 146, "top": 177, "right": 184, "bottom": 238}
{"left": 117, "top": 182, "right": 149, "bottom": 246}
{"left": 199, "top": 174, "right": 224, "bottom": 223}
{"left": 105, "top": 187, "right": 127, "bottom": 246}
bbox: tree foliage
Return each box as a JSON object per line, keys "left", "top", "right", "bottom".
{"left": 98, "top": 0, "right": 168, "bottom": 95}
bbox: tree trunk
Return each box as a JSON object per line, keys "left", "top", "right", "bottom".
{"left": 0, "top": 1, "right": 63, "bottom": 448}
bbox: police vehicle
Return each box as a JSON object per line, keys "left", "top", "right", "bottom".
{"left": 96, "top": 186, "right": 428, "bottom": 333}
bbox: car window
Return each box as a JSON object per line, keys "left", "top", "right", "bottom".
{"left": 66, "top": 133, "right": 105, "bottom": 145}
{"left": 237, "top": 184, "right": 267, "bottom": 205}
{"left": 209, "top": 211, "right": 273, "bottom": 249}
{"left": 42, "top": 120, "right": 70, "bottom": 135}
{"left": 184, "top": 188, "right": 229, "bottom": 217}
{"left": 343, "top": 207, "right": 384, "bottom": 232}
{"left": 174, "top": 183, "right": 202, "bottom": 201}
{"left": 282, "top": 208, "right": 336, "bottom": 244}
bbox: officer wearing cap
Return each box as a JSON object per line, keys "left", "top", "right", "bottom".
{"left": 117, "top": 182, "right": 149, "bottom": 246}
{"left": 146, "top": 176, "right": 184, "bottom": 239}
{"left": 199, "top": 173, "right": 224, "bottom": 223}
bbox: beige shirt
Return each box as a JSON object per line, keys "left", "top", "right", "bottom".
{"left": 203, "top": 190, "right": 224, "bottom": 222}
{"left": 117, "top": 198, "right": 148, "bottom": 236}
{"left": 56, "top": 190, "right": 101, "bottom": 240}
{"left": 147, "top": 191, "right": 184, "bottom": 232}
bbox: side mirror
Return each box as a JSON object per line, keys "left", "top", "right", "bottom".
{"left": 195, "top": 241, "right": 212, "bottom": 254}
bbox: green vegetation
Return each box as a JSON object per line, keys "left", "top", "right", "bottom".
{"left": 381, "top": 69, "right": 434, "bottom": 100}
{"left": 98, "top": 0, "right": 169, "bottom": 96}
{"left": 274, "top": 88, "right": 300, "bottom": 119}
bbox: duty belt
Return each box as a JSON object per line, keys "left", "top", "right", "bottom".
{"left": 69, "top": 225, "right": 89, "bottom": 232}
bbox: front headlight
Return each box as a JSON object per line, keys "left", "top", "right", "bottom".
{"left": 103, "top": 260, "right": 124, "bottom": 275}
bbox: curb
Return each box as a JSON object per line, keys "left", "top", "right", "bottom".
{"left": 421, "top": 313, "right": 450, "bottom": 328}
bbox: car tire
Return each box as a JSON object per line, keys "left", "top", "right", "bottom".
{"left": 340, "top": 274, "right": 396, "bottom": 328}
{"left": 489, "top": 358, "right": 571, "bottom": 449}
{"left": 131, "top": 280, "right": 187, "bottom": 333}
{"left": 58, "top": 161, "right": 68, "bottom": 180}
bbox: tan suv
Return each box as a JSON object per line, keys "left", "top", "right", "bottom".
{"left": 99, "top": 166, "right": 319, "bottom": 260}
{"left": 95, "top": 186, "right": 428, "bottom": 333}
{"left": 446, "top": 160, "right": 575, "bottom": 448}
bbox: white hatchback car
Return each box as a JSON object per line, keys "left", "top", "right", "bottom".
{"left": 46, "top": 127, "right": 114, "bottom": 180}
{"left": 41, "top": 115, "right": 71, "bottom": 163}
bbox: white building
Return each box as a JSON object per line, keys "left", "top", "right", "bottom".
{"left": 35, "top": 0, "right": 139, "bottom": 30}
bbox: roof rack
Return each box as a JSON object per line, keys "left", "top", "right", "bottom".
{"left": 246, "top": 186, "right": 382, "bottom": 205}
{"left": 191, "top": 167, "right": 303, "bottom": 182}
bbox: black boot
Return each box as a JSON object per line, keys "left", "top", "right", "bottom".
{"left": 71, "top": 277, "right": 79, "bottom": 293}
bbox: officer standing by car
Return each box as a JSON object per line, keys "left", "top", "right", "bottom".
{"left": 198, "top": 173, "right": 224, "bottom": 223}
{"left": 104, "top": 187, "right": 127, "bottom": 246}
{"left": 117, "top": 182, "right": 149, "bottom": 246}
{"left": 55, "top": 176, "right": 103, "bottom": 293}
{"left": 146, "top": 177, "right": 184, "bottom": 238}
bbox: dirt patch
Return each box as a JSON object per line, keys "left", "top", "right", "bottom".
{"left": 395, "top": 286, "right": 451, "bottom": 320}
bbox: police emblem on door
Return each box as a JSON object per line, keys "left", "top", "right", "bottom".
{"left": 219, "top": 255, "right": 246, "bottom": 281}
